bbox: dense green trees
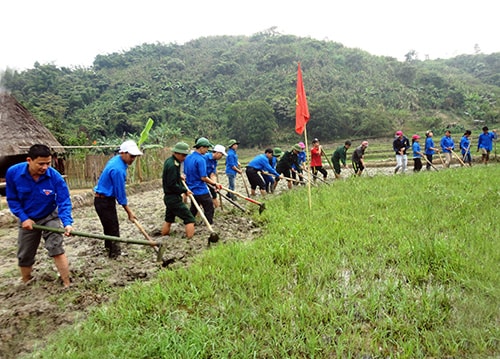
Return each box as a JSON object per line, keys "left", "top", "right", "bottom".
{"left": 1, "top": 34, "right": 498, "bottom": 147}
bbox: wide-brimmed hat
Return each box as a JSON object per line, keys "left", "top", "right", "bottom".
{"left": 228, "top": 139, "right": 239, "bottom": 147}
{"left": 213, "top": 144, "right": 227, "bottom": 156}
{"left": 292, "top": 144, "right": 303, "bottom": 152}
{"left": 172, "top": 142, "right": 190, "bottom": 154}
{"left": 119, "top": 140, "right": 143, "bottom": 156}
{"left": 273, "top": 147, "right": 283, "bottom": 157}
{"left": 194, "top": 137, "right": 213, "bottom": 148}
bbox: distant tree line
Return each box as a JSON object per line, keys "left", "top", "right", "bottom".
{"left": 1, "top": 33, "right": 498, "bottom": 147}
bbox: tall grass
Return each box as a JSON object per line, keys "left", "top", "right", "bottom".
{"left": 29, "top": 165, "right": 499, "bottom": 358}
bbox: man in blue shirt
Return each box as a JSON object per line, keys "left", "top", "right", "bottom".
{"left": 204, "top": 144, "right": 227, "bottom": 208}
{"left": 184, "top": 137, "right": 222, "bottom": 225}
{"left": 245, "top": 148, "right": 283, "bottom": 197}
{"left": 6, "top": 144, "right": 73, "bottom": 287}
{"left": 94, "top": 140, "right": 142, "bottom": 258}
{"left": 291, "top": 142, "right": 306, "bottom": 184}
{"left": 477, "top": 126, "right": 498, "bottom": 165}
{"left": 460, "top": 130, "right": 472, "bottom": 166}
{"left": 424, "top": 130, "right": 439, "bottom": 170}
{"left": 263, "top": 147, "right": 282, "bottom": 193}
{"left": 440, "top": 130, "right": 455, "bottom": 168}
{"left": 225, "top": 139, "right": 242, "bottom": 200}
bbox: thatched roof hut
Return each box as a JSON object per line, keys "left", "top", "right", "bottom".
{"left": 0, "top": 92, "right": 63, "bottom": 157}
{"left": 0, "top": 92, "right": 64, "bottom": 182}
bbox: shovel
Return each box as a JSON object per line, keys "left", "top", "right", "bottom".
{"left": 182, "top": 181, "right": 220, "bottom": 243}
{"left": 422, "top": 154, "right": 439, "bottom": 171}
{"left": 220, "top": 185, "right": 266, "bottom": 214}
{"left": 32, "top": 224, "right": 162, "bottom": 247}
{"left": 281, "top": 175, "right": 306, "bottom": 184}
{"left": 304, "top": 169, "right": 329, "bottom": 185}
{"left": 132, "top": 219, "right": 171, "bottom": 266}
{"left": 438, "top": 151, "right": 446, "bottom": 166}
{"left": 321, "top": 148, "right": 334, "bottom": 171}
{"left": 208, "top": 184, "right": 247, "bottom": 213}
{"left": 239, "top": 170, "right": 251, "bottom": 197}
{"left": 451, "top": 149, "right": 466, "bottom": 166}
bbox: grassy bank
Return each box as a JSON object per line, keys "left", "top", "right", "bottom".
{"left": 30, "top": 165, "right": 499, "bottom": 358}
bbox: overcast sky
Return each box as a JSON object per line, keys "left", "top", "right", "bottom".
{"left": 1, "top": 0, "right": 498, "bottom": 71}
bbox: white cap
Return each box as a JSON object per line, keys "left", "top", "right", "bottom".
{"left": 119, "top": 140, "right": 143, "bottom": 156}
{"left": 212, "top": 144, "right": 227, "bottom": 156}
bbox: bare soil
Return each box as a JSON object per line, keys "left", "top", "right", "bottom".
{"left": 0, "top": 179, "right": 265, "bottom": 359}
{"left": 0, "top": 166, "right": 402, "bottom": 358}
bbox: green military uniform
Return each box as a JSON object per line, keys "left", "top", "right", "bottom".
{"left": 162, "top": 155, "right": 195, "bottom": 224}
{"left": 331, "top": 145, "right": 347, "bottom": 174}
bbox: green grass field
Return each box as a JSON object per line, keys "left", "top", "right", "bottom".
{"left": 30, "top": 165, "right": 499, "bottom": 358}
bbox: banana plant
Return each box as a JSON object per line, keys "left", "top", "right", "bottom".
{"left": 134, "top": 118, "right": 154, "bottom": 182}
{"left": 138, "top": 118, "right": 154, "bottom": 146}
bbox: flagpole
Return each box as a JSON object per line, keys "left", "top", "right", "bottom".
{"left": 295, "top": 61, "right": 311, "bottom": 210}
{"left": 303, "top": 126, "right": 312, "bottom": 210}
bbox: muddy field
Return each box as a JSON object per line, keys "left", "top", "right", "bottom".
{"left": 0, "top": 177, "right": 271, "bottom": 358}
{"left": 0, "top": 166, "right": 402, "bottom": 358}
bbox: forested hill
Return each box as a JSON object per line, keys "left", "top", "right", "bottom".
{"left": 1, "top": 32, "right": 499, "bottom": 147}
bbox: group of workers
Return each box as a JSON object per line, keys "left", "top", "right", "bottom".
{"left": 392, "top": 126, "right": 497, "bottom": 174}
{"left": 4, "top": 125, "right": 497, "bottom": 287}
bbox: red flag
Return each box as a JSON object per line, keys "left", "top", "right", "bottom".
{"left": 295, "top": 62, "right": 310, "bottom": 135}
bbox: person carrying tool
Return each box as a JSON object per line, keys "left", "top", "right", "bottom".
{"left": 94, "top": 140, "right": 143, "bottom": 258}
{"left": 460, "top": 130, "right": 472, "bottom": 166}
{"left": 424, "top": 130, "right": 439, "bottom": 170}
{"left": 184, "top": 137, "right": 222, "bottom": 225}
{"left": 263, "top": 147, "right": 282, "bottom": 193}
{"left": 246, "top": 148, "right": 283, "bottom": 197}
{"left": 440, "top": 130, "right": 455, "bottom": 168}
{"left": 225, "top": 139, "right": 242, "bottom": 200}
{"left": 291, "top": 142, "right": 306, "bottom": 184}
{"left": 276, "top": 144, "right": 303, "bottom": 189}
{"left": 477, "top": 126, "right": 498, "bottom": 165}
{"left": 204, "top": 144, "right": 227, "bottom": 208}
{"left": 411, "top": 135, "right": 423, "bottom": 172}
{"left": 310, "top": 138, "right": 327, "bottom": 181}
{"left": 352, "top": 141, "right": 369, "bottom": 176}
{"left": 393, "top": 130, "right": 410, "bottom": 174}
{"left": 331, "top": 140, "right": 351, "bottom": 179}
{"left": 161, "top": 142, "right": 196, "bottom": 239}
{"left": 6, "top": 144, "right": 73, "bottom": 287}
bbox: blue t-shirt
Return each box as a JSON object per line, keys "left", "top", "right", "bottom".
{"left": 460, "top": 136, "right": 471, "bottom": 154}
{"left": 184, "top": 151, "right": 209, "bottom": 195}
{"left": 204, "top": 152, "right": 218, "bottom": 176}
{"left": 225, "top": 148, "right": 239, "bottom": 175}
{"left": 247, "top": 154, "right": 280, "bottom": 177}
{"left": 425, "top": 137, "right": 435, "bottom": 155}
{"left": 293, "top": 151, "right": 306, "bottom": 169}
{"left": 440, "top": 136, "right": 454, "bottom": 153}
{"left": 6, "top": 162, "right": 73, "bottom": 226}
{"left": 478, "top": 132, "right": 497, "bottom": 151}
{"left": 412, "top": 142, "right": 422, "bottom": 158}
{"left": 94, "top": 155, "right": 129, "bottom": 205}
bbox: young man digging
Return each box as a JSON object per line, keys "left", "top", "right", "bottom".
{"left": 161, "top": 142, "right": 196, "bottom": 239}
{"left": 6, "top": 144, "right": 73, "bottom": 288}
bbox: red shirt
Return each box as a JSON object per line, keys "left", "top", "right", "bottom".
{"left": 310, "top": 147, "right": 322, "bottom": 167}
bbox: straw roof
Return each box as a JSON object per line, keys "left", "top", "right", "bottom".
{"left": 0, "top": 92, "right": 63, "bottom": 157}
